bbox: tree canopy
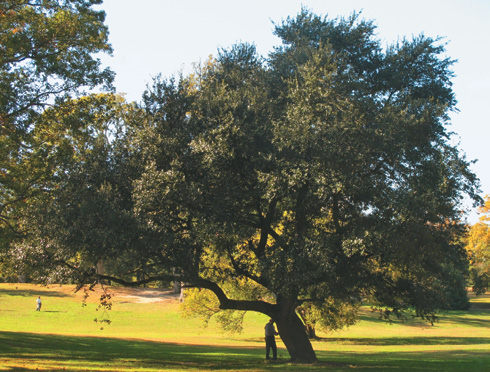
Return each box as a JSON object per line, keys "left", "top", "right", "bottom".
{"left": 3, "top": 9, "right": 482, "bottom": 363}
{"left": 0, "top": 0, "right": 113, "bottom": 130}
{"left": 0, "top": 0, "right": 113, "bottom": 242}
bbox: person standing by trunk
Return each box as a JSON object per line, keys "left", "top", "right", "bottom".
{"left": 265, "top": 318, "right": 279, "bottom": 360}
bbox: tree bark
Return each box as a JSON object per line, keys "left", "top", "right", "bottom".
{"left": 275, "top": 300, "right": 318, "bottom": 363}
{"left": 306, "top": 324, "right": 317, "bottom": 339}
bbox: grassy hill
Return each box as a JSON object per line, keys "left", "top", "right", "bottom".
{"left": 0, "top": 283, "right": 489, "bottom": 371}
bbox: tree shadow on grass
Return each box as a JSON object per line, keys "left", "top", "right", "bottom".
{"left": 238, "top": 333, "right": 490, "bottom": 347}
{"left": 315, "top": 336, "right": 490, "bottom": 346}
{"left": 0, "top": 288, "right": 72, "bottom": 299}
{"left": 358, "top": 309, "right": 490, "bottom": 329}
{"left": 0, "top": 331, "right": 269, "bottom": 371}
{"left": 1, "top": 331, "right": 488, "bottom": 372}
{"left": 440, "top": 315, "right": 490, "bottom": 328}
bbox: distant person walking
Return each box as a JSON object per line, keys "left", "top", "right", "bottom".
{"left": 36, "top": 296, "right": 42, "bottom": 311}
{"left": 265, "top": 318, "right": 278, "bottom": 360}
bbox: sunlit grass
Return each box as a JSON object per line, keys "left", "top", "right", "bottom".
{"left": 0, "top": 283, "right": 489, "bottom": 371}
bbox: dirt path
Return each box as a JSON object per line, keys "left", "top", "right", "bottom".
{"left": 111, "top": 287, "right": 180, "bottom": 303}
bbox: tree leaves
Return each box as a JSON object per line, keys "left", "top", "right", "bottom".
{"left": 1, "top": 0, "right": 114, "bottom": 249}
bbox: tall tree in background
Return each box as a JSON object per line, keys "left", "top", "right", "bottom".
{"left": 465, "top": 196, "right": 490, "bottom": 295}
{"left": 5, "top": 94, "right": 155, "bottom": 283}
{"left": 0, "top": 0, "right": 113, "bottom": 242}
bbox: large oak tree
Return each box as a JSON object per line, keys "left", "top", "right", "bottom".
{"left": 128, "top": 11, "right": 481, "bottom": 361}
{"left": 12, "top": 10, "right": 482, "bottom": 363}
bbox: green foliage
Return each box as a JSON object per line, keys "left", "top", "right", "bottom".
{"left": 0, "top": 0, "right": 113, "bottom": 129}
{"left": 297, "top": 299, "right": 360, "bottom": 338}
{"left": 132, "top": 10, "right": 480, "bottom": 361}
{"left": 3, "top": 94, "right": 155, "bottom": 284}
{"left": 0, "top": 0, "right": 114, "bottom": 252}
{"left": 181, "top": 245, "right": 271, "bottom": 334}
{"left": 181, "top": 288, "right": 246, "bottom": 334}
{"left": 443, "top": 271, "right": 470, "bottom": 310}
{"left": 7, "top": 8, "right": 482, "bottom": 363}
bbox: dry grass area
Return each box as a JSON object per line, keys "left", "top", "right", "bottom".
{"left": 110, "top": 286, "right": 180, "bottom": 303}
{"left": 2, "top": 282, "right": 180, "bottom": 303}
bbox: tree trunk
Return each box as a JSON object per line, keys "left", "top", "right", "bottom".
{"left": 275, "top": 303, "right": 317, "bottom": 363}
{"left": 306, "top": 323, "right": 317, "bottom": 339}
{"left": 195, "top": 278, "right": 318, "bottom": 362}
{"left": 17, "top": 273, "right": 27, "bottom": 283}
{"left": 96, "top": 259, "right": 105, "bottom": 284}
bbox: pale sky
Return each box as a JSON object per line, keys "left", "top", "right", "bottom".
{"left": 98, "top": 0, "right": 490, "bottom": 222}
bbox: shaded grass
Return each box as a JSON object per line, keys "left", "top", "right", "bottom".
{"left": 0, "top": 284, "right": 489, "bottom": 371}
{"left": 320, "top": 336, "right": 490, "bottom": 346}
{"left": 0, "top": 331, "right": 265, "bottom": 371}
{"left": 1, "top": 331, "right": 489, "bottom": 372}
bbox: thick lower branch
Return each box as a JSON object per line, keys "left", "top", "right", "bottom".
{"left": 97, "top": 274, "right": 176, "bottom": 287}
{"left": 188, "top": 278, "right": 277, "bottom": 317}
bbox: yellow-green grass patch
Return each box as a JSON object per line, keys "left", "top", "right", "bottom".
{"left": 0, "top": 284, "right": 488, "bottom": 371}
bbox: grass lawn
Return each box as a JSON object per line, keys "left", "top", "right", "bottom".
{"left": 0, "top": 283, "right": 489, "bottom": 371}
